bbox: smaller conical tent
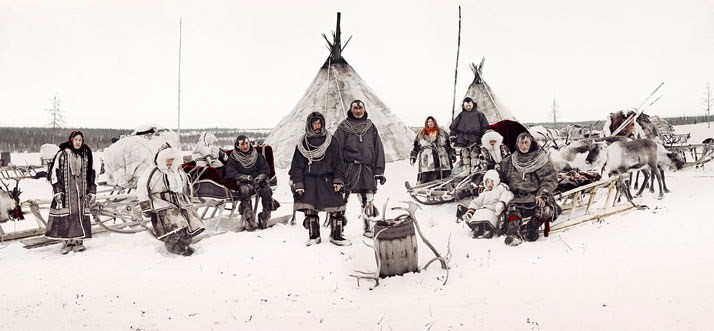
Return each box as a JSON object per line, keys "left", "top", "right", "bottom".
{"left": 461, "top": 58, "right": 516, "bottom": 123}
{"left": 265, "top": 13, "right": 413, "bottom": 168}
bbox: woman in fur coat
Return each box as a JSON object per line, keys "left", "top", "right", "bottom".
{"left": 409, "top": 116, "right": 456, "bottom": 184}
{"left": 46, "top": 130, "right": 97, "bottom": 254}
{"left": 138, "top": 144, "right": 204, "bottom": 256}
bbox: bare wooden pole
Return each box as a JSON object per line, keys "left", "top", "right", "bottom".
{"left": 611, "top": 82, "right": 664, "bottom": 136}
{"left": 451, "top": 6, "right": 462, "bottom": 121}
{"left": 177, "top": 17, "right": 183, "bottom": 145}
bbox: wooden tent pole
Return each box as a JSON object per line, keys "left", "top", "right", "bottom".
{"left": 451, "top": 6, "right": 462, "bottom": 121}
{"left": 611, "top": 82, "right": 664, "bottom": 136}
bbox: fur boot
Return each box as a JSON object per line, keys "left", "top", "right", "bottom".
{"left": 504, "top": 216, "right": 523, "bottom": 246}
{"left": 257, "top": 211, "right": 271, "bottom": 229}
{"left": 304, "top": 214, "right": 321, "bottom": 246}
{"left": 73, "top": 239, "right": 86, "bottom": 252}
{"left": 240, "top": 200, "right": 256, "bottom": 231}
{"left": 60, "top": 240, "right": 73, "bottom": 255}
{"left": 329, "top": 213, "right": 351, "bottom": 246}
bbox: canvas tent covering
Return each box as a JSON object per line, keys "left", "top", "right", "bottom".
{"left": 461, "top": 59, "right": 516, "bottom": 124}
{"left": 102, "top": 125, "right": 179, "bottom": 189}
{"left": 264, "top": 13, "right": 413, "bottom": 169}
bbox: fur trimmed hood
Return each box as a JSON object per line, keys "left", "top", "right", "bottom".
{"left": 483, "top": 169, "right": 500, "bottom": 187}
{"left": 481, "top": 130, "right": 504, "bottom": 148}
{"left": 154, "top": 147, "right": 183, "bottom": 172}
{"left": 197, "top": 132, "right": 217, "bottom": 146}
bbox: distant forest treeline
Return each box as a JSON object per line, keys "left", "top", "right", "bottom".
{"left": 0, "top": 127, "right": 269, "bottom": 153}
{"left": 0, "top": 115, "right": 710, "bottom": 153}
{"left": 525, "top": 114, "right": 713, "bottom": 130}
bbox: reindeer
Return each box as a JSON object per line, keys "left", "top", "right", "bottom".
{"left": 529, "top": 125, "right": 562, "bottom": 150}
{"left": 603, "top": 109, "right": 660, "bottom": 141}
{"left": 604, "top": 110, "right": 668, "bottom": 190}
{"left": 604, "top": 139, "right": 683, "bottom": 200}
{"left": 0, "top": 179, "right": 23, "bottom": 223}
{"left": 548, "top": 139, "right": 609, "bottom": 172}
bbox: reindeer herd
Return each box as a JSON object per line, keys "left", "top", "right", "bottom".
{"left": 531, "top": 109, "right": 686, "bottom": 200}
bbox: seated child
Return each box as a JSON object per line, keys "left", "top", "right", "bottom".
{"left": 463, "top": 169, "right": 514, "bottom": 238}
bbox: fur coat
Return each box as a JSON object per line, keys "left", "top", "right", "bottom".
{"left": 45, "top": 142, "right": 96, "bottom": 240}
{"left": 137, "top": 147, "right": 204, "bottom": 240}
{"left": 467, "top": 170, "right": 514, "bottom": 227}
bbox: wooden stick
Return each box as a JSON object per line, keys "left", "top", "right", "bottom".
{"left": 451, "top": 5, "right": 462, "bottom": 121}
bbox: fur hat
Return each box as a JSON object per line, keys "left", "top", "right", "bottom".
{"left": 482, "top": 169, "right": 500, "bottom": 187}
{"left": 154, "top": 143, "right": 182, "bottom": 169}
{"left": 198, "top": 132, "right": 217, "bottom": 146}
{"left": 481, "top": 130, "right": 503, "bottom": 147}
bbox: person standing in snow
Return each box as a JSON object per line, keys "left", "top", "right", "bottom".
{"left": 334, "top": 99, "right": 386, "bottom": 238}
{"left": 46, "top": 130, "right": 97, "bottom": 254}
{"left": 499, "top": 132, "right": 559, "bottom": 246}
{"left": 289, "top": 112, "right": 350, "bottom": 246}
{"left": 409, "top": 116, "right": 456, "bottom": 184}
{"left": 191, "top": 132, "right": 224, "bottom": 168}
{"left": 224, "top": 135, "right": 273, "bottom": 230}
{"left": 462, "top": 169, "right": 513, "bottom": 239}
{"left": 449, "top": 97, "right": 490, "bottom": 174}
{"left": 138, "top": 143, "right": 205, "bottom": 256}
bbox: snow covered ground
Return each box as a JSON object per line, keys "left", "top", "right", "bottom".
{"left": 1, "top": 124, "right": 714, "bottom": 330}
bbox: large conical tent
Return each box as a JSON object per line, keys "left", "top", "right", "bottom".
{"left": 461, "top": 58, "right": 516, "bottom": 123}
{"left": 265, "top": 13, "right": 413, "bottom": 168}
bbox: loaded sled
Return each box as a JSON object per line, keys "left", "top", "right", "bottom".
{"left": 3, "top": 144, "right": 289, "bottom": 249}
{"left": 180, "top": 144, "right": 288, "bottom": 235}
{"left": 405, "top": 120, "right": 529, "bottom": 205}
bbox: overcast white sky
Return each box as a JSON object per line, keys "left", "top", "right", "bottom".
{"left": 1, "top": 0, "right": 713, "bottom": 129}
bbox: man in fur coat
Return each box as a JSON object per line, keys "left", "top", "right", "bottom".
{"left": 138, "top": 143, "right": 204, "bottom": 256}
{"left": 499, "top": 132, "right": 560, "bottom": 246}
{"left": 289, "top": 112, "right": 350, "bottom": 246}
{"left": 449, "top": 97, "right": 490, "bottom": 173}
{"left": 46, "top": 130, "right": 97, "bottom": 254}
{"left": 224, "top": 135, "right": 273, "bottom": 230}
{"left": 333, "top": 99, "right": 386, "bottom": 238}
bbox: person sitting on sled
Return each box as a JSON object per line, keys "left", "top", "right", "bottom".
{"left": 476, "top": 130, "right": 511, "bottom": 172}
{"left": 224, "top": 135, "right": 273, "bottom": 231}
{"left": 499, "top": 132, "right": 560, "bottom": 246}
{"left": 454, "top": 129, "right": 513, "bottom": 200}
{"left": 191, "top": 132, "right": 224, "bottom": 168}
{"left": 462, "top": 169, "right": 513, "bottom": 239}
{"left": 138, "top": 143, "right": 204, "bottom": 256}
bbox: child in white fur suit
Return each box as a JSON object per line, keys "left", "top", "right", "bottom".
{"left": 191, "top": 132, "right": 223, "bottom": 167}
{"left": 463, "top": 169, "right": 514, "bottom": 238}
